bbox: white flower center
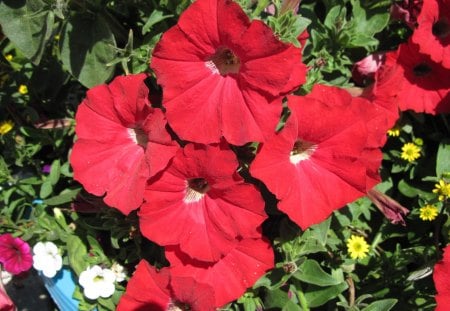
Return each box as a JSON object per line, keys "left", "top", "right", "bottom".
{"left": 128, "top": 126, "right": 148, "bottom": 147}
{"left": 289, "top": 140, "right": 317, "bottom": 165}
{"left": 184, "top": 178, "right": 210, "bottom": 203}
{"left": 205, "top": 47, "right": 240, "bottom": 76}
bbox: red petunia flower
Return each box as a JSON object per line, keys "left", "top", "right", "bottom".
{"left": 139, "top": 143, "right": 266, "bottom": 262}
{"left": 382, "top": 41, "right": 450, "bottom": 114}
{"left": 70, "top": 74, "right": 178, "bottom": 214}
{"left": 434, "top": 245, "right": 450, "bottom": 310}
{"left": 151, "top": 0, "right": 307, "bottom": 145}
{"left": 0, "top": 281, "right": 15, "bottom": 311}
{"left": 412, "top": 0, "right": 450, "bottom": 69}
{"left": 0, "top": 234, "right": 32, "bottom": 275}
{"left": 117, "top": 260, "right": 216, "bottom": 311}
{"left": 166, "top": 237, "right": 274, "bottom": 308}
{"left": 250, "top": 85, "right": 383, "bottom": 230}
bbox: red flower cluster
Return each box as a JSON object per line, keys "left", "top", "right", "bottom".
{"left": 368, "top": 0, "right": 450, "bottom": 115}
{"left": 70, "top": 0, "right": 450, "bottom": 309}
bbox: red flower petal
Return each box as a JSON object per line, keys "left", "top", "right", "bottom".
{"left": 380, "top": 41, "right": 450, "bottom": 114}
{"left": 118, "top": 260, "right": 217, "bottom": 311}
{"left": 166, "top": 238, "right": 274, "bottom": 308}
{"left": 250, "top": 86, "right": 379, "bottom": 229}
{"left": 434, "top": 245, "right": 450, "bottom": 310}
{"left": 151, "top": 0, "right": 306, "bottom": 145}
{"left": 140, "top": 143, "right": 266, "bottom": 262}
{"left": 170, "top": 276, "right": 216, "bottom": 311}
{"left": 412, "top": 0, "right": 450, "bottom": 69}
{"left": 117, "top": 260, "right": 170, "bottom": 311}
{"left": 71, "top": 74, "right": 177, "bottom": 214}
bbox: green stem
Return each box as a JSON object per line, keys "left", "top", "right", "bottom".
{"left": 297, "top": 289, "right": 309, "bottom": 311}
{"left": 252, "top": 0, "right": 270, "bottom": 18}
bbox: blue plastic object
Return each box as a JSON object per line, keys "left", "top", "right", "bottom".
{"left": 41, "top": 267, "right": 80, "bottom": 311}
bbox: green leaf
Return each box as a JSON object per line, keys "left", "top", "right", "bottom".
{"left": 293, "top": 260, "right": 341, "bottom": 286}
{"left": 350, "top": 0, "right": 390, "bottom": 36}
{"left": 44, "top": 188, "right": 80, "bottom": 206}
{"left": 436, "top": 141, "right": 450, "bottom": 177}
{"left": 142, "top": 10, "right": 173, "bottom": 35}
{"left": 398, "top": 179, "right": 434, "bottom": 200}
{"left": 347, "top": 34, "right": 379, "bottom": 48}
{"left": 304, "top": 283, "right": 348, "bottom": 308}
{"left": 324, "top": 6, "right": 346, "bottom": 29}
{"left": 98, "top": 297, "right": 116, "bottom": 311}
{"left": 264, "top": 288, "right": 290, "bottom": 309}
{"left": 0, "top": 0, "right": 54, "bottom": 65}
{"left": 60, "top": 13, "right": 117, "bottom": 88}
{"left": 67, "top": 235, "right": 88, "bottom": 275}
{"left": 39, "top": 180, "right": 53, "bottom": 199}
{"left": 309, "top": 217, "right": 331, "bottom": 245}
{"left": 282, "top": 300, "right": 302, "bottom": 311}
{"left": 48, "top": 159, "right": 61, "bottom": 185}
{"left": 0, "top": 156, "right": 10, "bottom": 183}
{"left": 362, "top": 299, "right": 397, "bottom": 311}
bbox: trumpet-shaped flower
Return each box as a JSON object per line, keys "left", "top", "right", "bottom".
{"left": 383, "top": 40, "right": 450, "bottom": 114}
{"left": 79, "top": 265, "right": 116, "bottom": 300}
{"left": 250, "top": 85, "right": 383, "bottom": 230}
{"left": 32, "top": 241, "right": 62, "bottom": 278}
{"left": 166, "top": 237, "right": 274, "bottom": 308}
{"left": 412, "top": 0, "right": 450, "bottom": 68}
{"left": 140, "top": 143, "right": 266, "bottom": 262}
{"left": 151, "top": 0, "right": 307, "bottom": 145}
{"left": 117, "top": 260, "right": 216, "bottom": 311}
{"left": 70, "top": 74, "right": 178, "bottom": 214}
{"left": 0, "top": 234, "right": 32, "bottom": 275}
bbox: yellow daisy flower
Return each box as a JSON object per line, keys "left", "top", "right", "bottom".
{"left": 433, "top": 179, "right": 450, "bottom": 201}
{"left": 419, "top": 204, "right": 439, "bottom": 221}
{"left": 400, "top": 142, "right": 421, "bottom": 162}
{"left": 0, "top": 120, "right": 14, "bottom": 135}
{"left": 347, "top": 235, "right": 369, "bottom": 260}
{"left": 5, "top": 54, "right": 13, "bottom": 61}
{"left": 18, "top": 84, "right": 28, "bottom": 95}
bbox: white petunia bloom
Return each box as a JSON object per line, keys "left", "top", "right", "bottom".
{"left": 79, "top": 265, "right": 116, "bottom": 300}
{"left": 32, "top": 241, "right": 63, "bottom": 278}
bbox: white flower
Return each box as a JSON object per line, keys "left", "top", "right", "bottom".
{"left": 32, "top": 241, "right": 63, "bottom": 278}
{"left": 79, "top": 265, "right": 116, "bottom": 300}
{"left": 111, "top": 262, "right": 126, "bottom": 282}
